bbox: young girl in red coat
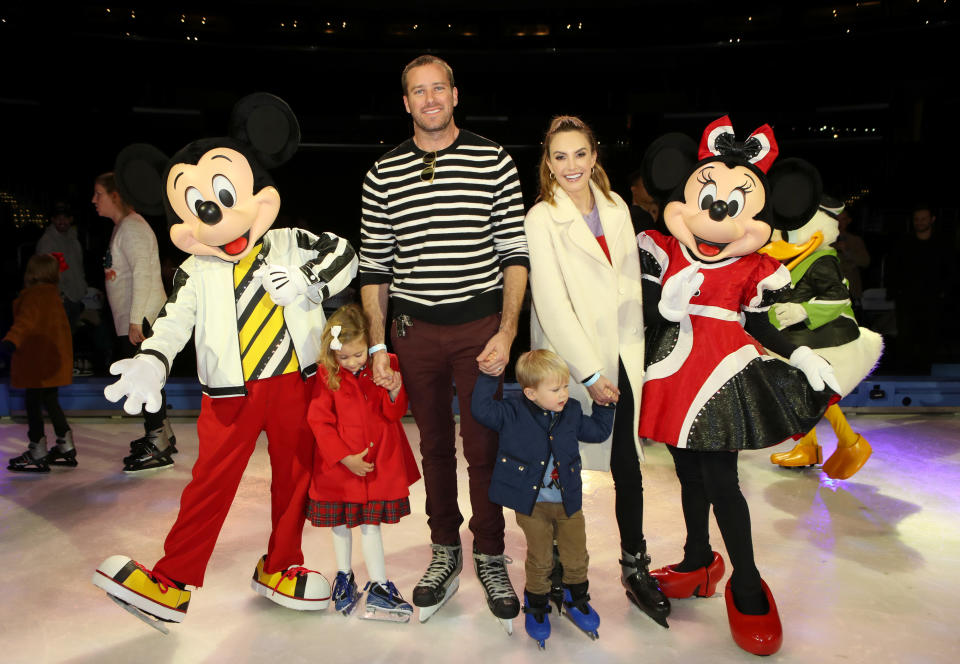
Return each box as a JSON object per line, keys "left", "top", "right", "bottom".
{"left": 306, "top": 303, "right": 421, "bottom": 621}
{"left": 4, "top": 253, "right": 76, "bottom": 472}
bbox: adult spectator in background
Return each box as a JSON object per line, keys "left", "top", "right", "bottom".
{"left": 92, "top": 172, "right": 175, "bottom": 471}
{"left": 887, "top": 205, "right": 954, "bottom": 373}
{"left": 833, "top": 207, "right": 870, "bottom": 310}
{"left": 36, "top": 202, "right": 87, "bottom": 328}
{"left": 627, "top": 170, "right": 662, "bottom": 235}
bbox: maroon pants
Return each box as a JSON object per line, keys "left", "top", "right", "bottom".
{"left": 392, "top": 314, "right": 505, "bottom": 555}
{"left": 153, "top": 372, "right": 315, "bottom": 586}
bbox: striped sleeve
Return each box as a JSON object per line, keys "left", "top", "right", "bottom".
{"left": 489, "top": 149, "right": 529, "bottom": 269}
{"left": 358, "top": 161, "right": 395, "bottom": 285}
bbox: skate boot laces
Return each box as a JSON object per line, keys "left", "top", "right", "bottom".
{"left": 475, "top": 552, "right": 515, "bottom": 600}
{"left": 419, "top": 544, "right": 460, "bottom": 588}
{"left": 134, "top": 562, "right": 178, "bottom": 594}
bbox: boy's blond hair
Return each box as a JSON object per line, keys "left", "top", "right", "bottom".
{"left": 515, "top": 349, "right": 570, "bottom": 389}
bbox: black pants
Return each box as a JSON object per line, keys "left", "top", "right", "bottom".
{"left": 115, "top": 318, "right": 166, "bottom": 432}
{"left": 25, "top": 387, "right": 70, "bottom": 442}
{"left": 667, "top": 445, "right": 761, "bottom": 596}
{"left": 610, "top": 359, "right": 646, "bottom": 553}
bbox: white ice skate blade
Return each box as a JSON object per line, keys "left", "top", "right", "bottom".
{"left": 107, "top": 594, "right": 170, "bottom": 634}
{"left": 361, "top": 602, "right": 413, "bottom": 623}
{"left": 498, "top": 616, "right": 514, "bottom": 636}
{"left": 92, "top": 567, "right": 184, "bottom": 624}
{"left": 417, "top": 577, "right": 459, "bottom": 623}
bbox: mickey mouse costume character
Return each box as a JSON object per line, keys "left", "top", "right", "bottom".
{"left": 91, "top": 93, "right": 358, "bottom": 632}
{"left": 761, "top": 197, "right": 882, "bottom": 479}
{"left": 637, "top": 116, "right": 838, "bottom": 655}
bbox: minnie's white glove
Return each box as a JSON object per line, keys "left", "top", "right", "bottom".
{"left": 658, "top": 263, "right": 704, "bottom": 322}
{"left": 789, "top": 345, "right": 841, "bottom": 393}
{"left": 254, "top": 264, "right": 308, "bottom": 306}
{"left": 104, "top": 355, "right": 166, "bottom": 414}
{"left": 773, "top": 302, "right": 808, "bottom": 328}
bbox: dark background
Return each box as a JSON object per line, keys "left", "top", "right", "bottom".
{"left": 1, "top": 1, "right": 956, "bottom": 371}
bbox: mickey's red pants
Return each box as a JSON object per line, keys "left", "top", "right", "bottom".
{"left": 153, "top": 372, "right": 315, "bottom": 586}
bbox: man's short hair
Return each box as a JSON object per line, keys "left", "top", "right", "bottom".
{"left": 401, "top": 54, "right": 455, "bottom": 94}
{"left": 911, "top": 203, "right": 935, "bottom": 217}
{"left": 515, "top": 349, "right": 570, "bottom": 389}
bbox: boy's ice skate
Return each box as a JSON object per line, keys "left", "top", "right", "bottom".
{"left": 473, "top": 548, "right": 520, "bottom": 635}
{"left": 250, "top": 555, "right": 330, "bottom": 610}
{"left": 413, "top": 543, "right": 462, "bottom": 623}
{"left": 523, "top": 591, "right": 552, "bottom": 650}
{"left": 92, "top": 555, "right": 190, "bottom": 634}
{"left": 332, "top": 570, "right": 361, "bottom": 616}
{"left": 562, "top": 584, "right": 600, "bottom": 641}
{"left": 362, "top": 580, "right": 413, "bottom": 623}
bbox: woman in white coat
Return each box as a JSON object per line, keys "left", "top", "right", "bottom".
{"left": 524, "top": 116, "right": 669, "bottom": 627}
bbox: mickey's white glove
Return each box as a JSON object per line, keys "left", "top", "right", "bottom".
{"left": 789, "top": 345, "right": 841, "bottom": 393}
{"left": 254, "top": 264, "right": 308, "bottom": 306}
{"left": 658, "top": 263, "right": 704, "bottom": 322}
{"left": 104, "top": 355, "right": 166, "bottom": 414}
{"left": 773, "top": 302, "right": 808, "bottom": 328}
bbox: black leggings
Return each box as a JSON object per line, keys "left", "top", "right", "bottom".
{"left": 116, "top": 319, "right": 166, "bottom": 432}
{"left": 609, "top": 359, "right": 645, "bottom": 553}
{"left": 25, "top": 387, "right": 70, "bottom": 442}
{"left": 667, "top": 445, "right": 761, "bottom": 596}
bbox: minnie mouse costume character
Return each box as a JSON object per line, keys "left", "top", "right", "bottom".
{"left": 91, "top": 93, "right": 357, "bottom": 632}
{"left": 637, "top": 116, "right": 838, "bottom": 655}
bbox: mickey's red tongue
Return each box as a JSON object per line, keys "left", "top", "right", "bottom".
{"left": 698, "top": 241, "right": 721, "bottom": 257}
{"left": 223, "top": 236, "right": 248, "bottom": 256}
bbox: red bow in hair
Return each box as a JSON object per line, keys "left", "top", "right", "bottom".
{"left": 49, "top": 252, "right": 69, "bottom": 272}
{"left": 698, "top": 115, "right": 779, "bottom": 173}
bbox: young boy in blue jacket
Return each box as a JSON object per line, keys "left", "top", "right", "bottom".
{"left": 472, "top": 349, "right": 615, "bottom": 646}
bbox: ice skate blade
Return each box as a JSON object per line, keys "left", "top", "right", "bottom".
{"left": 534, "top": 638, "right": 546, "bottom": 650}
{"left": 498, "top": 616, "right": 514, "bottom": 636}
{"left": 362, "top": 606, "right": 412, "bottom": 623}
{"left": 337, "top": 598, "right": 361, "bottom": 617}
{"left": 417, "top": 577, "right": 459, "bottom": 623}
{"left": 625, "top": 590, "right": 670, "bottom": 629}
{"left": 107, "top": 594, "right": 170, "bottom": 634}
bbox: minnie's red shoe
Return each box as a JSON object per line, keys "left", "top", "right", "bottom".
{"left": 724, "top": 578, "right": 782, "bottom": 656}
{"left": 649, "top": 551, "right": 725, "bottom": 599}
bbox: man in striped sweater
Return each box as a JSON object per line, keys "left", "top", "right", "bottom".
{"left": 360, "top": 55, "right": 529, "bottom": 627}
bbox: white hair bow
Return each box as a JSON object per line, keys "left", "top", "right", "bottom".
{"left": 329, "top": 325, "right": 343, "bottom": 350}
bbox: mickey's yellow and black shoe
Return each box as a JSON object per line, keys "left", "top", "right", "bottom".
{"left": 92, "top": 555, "right": 190, "bottom": 623}
{"left": 251, "top": 555, "right": 330, "bottom": 610}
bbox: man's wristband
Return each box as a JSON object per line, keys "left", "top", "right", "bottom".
{"left": 582, "top": 372, "right": 601, "bottom": 387}
{"left": 368, "top": 344, "right": 387, "bottom": 355}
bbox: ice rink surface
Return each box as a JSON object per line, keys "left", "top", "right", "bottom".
{"left": 2, "top": 412, "right": 958, "bottom": 663}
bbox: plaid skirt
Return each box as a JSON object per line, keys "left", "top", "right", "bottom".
{"left": 306, "top": 498, "right": 411, "bottom": 527}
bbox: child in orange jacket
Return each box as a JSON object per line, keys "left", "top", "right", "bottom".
{"left": 4, "top": 253, "right": 76, "bottom": 472}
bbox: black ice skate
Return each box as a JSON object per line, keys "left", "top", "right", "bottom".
{"left": 123, "top": 428, "right": 174, "bottom": 473}
{"left": 46, "top": 431, "right": 77, "bottom": 467}
{"left": 412, "top": 543, "right": 462, "bottom": 623}
{"left": 473, "top": 547, "right": 520, "bottom": 635}
{"left": 621, "top": 542, "right": 671, "bottom": 628}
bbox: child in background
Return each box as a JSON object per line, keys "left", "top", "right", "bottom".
{"left": 306, "top": 304, "right": 421, "bottom": 621}
{"left": 4, "top": 253, "right": 76, "bottom": 472}
{"left": 471, "top": 349, "right": 616, "bottom": 648}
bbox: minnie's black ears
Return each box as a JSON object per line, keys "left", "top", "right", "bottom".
{"left": 114, "top": 143, "right": 170, "bottom": 216}
{"left": 766, "top": 158, "right": 823, "bottom": 232}
{"left": 640, "top": 133, "right": 698, "bottom": 202}
{"left": 229, "top": 93, "right": 300, "bottom": 169}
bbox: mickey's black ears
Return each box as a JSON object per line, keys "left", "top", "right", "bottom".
{"left": 230, "top": 93, "right": 300, "bottom": 169}
{"left": 641, "top": 133, "right": 698, "bottom": 202}
{"left": 114, "top": 143, "right": 170, "bottom": 216}
{"left": 766, "top": 158, "right": 823, "bottom": 232}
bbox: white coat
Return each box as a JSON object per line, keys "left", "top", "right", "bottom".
{"left": 525, "top": 181, "right": 645, "bottom": 471}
